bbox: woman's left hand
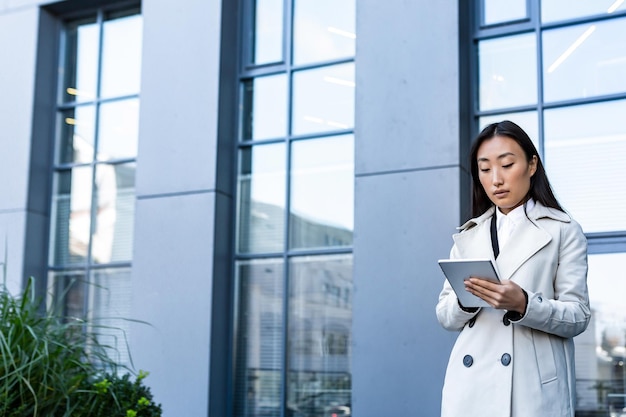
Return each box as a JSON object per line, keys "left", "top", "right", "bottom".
{"left": 464, "top": 277, "right": 527, "bottom": 314}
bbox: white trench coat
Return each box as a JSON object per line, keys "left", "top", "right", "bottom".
{"left": 436, "top": 202, "right": 591, "bottom": 417}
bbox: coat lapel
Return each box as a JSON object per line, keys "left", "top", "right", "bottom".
{"left": 452, "top": 204, "right": 562, "bottom": 281}
{"left": 494, "top": 216, "right": 552, "bottom": 281}
{"left": 452, "top": 217, "right": 495, "bottom": 261}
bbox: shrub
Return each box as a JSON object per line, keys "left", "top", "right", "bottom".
{"left": 74, "top": 371, "right": 162, "bottom": 417}
{"left": 0, "top": 277, "right": 161, "bottom": 417}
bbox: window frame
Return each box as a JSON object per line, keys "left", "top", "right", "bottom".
{"left": 45, "top": 1, "right": 142, "bottom": 331}
{"left": 232, "top": 0, "right": 355, "bottom": 415}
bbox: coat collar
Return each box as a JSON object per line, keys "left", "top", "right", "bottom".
{"left": 457, "top": 202, "right": 571, "bottom": 232}
{"left": 453, "top": 202, "right": 570, "bottom": 280}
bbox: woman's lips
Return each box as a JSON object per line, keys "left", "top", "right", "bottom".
{"left": 494, "top": 190, "right": 509, "bottom": 198}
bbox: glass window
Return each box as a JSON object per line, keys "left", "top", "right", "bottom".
{"left": 241, "top": 74, "right": 288, "bottom": 140}
{"left": 543, "top": 17, "right": 626, "bottom": 103}
{"left": 59, "top": 17, "right": 98, "bottom": 104}
{"left": 49, "top": 9, "right": 142, "bottom": 370}
{"left": 92, "top": 163, "right": 136, "bottom": 264}
{"left": 233, "top": 259, "right": 284, "bottom": 417}
{"left": 290, "top": 135, "right": 354, "bottom": 249}
{"left": 252, "top": 0, "right": 284, "bottom": 64}
{"left": 291, "top": 63, "right": 355, "bottom": 136}
{"left": 478, "top": 33, "right": 537, "bottom": 111}
{"left": 235, "top": 0, "right": 354, "bottom": 415}
{"left": 56, "top": 105, "right": 96, "bottom": 164}
{"left": 293, "top": 0, "right": 355, "bottom": 65}
{"left": 100, "top": 12, "right": 143, "bottom": 98}
{"left": 287, "top": 254, "right": 353, "bottom": 417}
{"left": 97, "top": 98, "right": 140, "bottom": 160}
{"left": 478, "top": 111, "right": 539, "bottom": 152}
{"left": 237, "top": 144, "right": 287, "bottom": 254}
{"left": 544, "top": 100, "right": 626, "bottom": 233}
{"left": 483, "top": 0, "right": 527, "bottom": 26}
{"left": 542, "top": 0, "right": 626, "bottom": 23}
{"left": 575, "top": 252, "right": 626, "bottom": 415}
{"left": 49, "top": 167, "right": 93, "bottom": 266}
{"left": 89, "top": 268, "right": 133, "bottom": 365}
{"left": 49, "top": 270, "right": 86, "bottom": 319}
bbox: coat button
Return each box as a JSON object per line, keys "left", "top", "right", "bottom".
{"left": 463, "top": 355, "right": 473, "bottom": 367}
{"left": 501, "top": 353, "right": 511, "bottom": 366}
{"left": 537, "top": 296, "right": 543, "bottom": 303}
{"left": 502, "top": 315, "right": 511, "bottom": 326}
{"left": 468, "top": 317, "right": 476, "bottom": 328}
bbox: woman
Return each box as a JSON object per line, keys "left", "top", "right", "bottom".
{"left": 436, "top": 120, "right": 591, "bottom": 417}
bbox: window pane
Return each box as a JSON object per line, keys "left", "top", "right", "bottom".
{"left": 234, "top": 259, "right": 284, "bottom": 417}
{"left": 56, "top": 105, "right": 96, "bottom": 164}
{"left": 60, "top": 18, "right": 98, "bottom": 104}
{"left": 479, "top": 33, "right": 537, "bottom": 111}
{"left": 89, "top": 268, "right": 133, "bottom": 367}
{"left": 483, "top": 0, "right": 527, "bottom": 25}
{"left": 291, "top": 63, "right": 355, "bottom": 135}
{"left": 50, "top": 270, "right": 87, "bottom": 319}
{"left": 575, "top": 252, "right": 626, "bottom": 415}
{"left": 92, "top": 163, "right": 136, "bottom": 264}
{"left": 544, "top": 100, "right": 626, "bottom": 233}
{"left": 49, "top": 167, "right": 93, "bottom": 266}
{"left": 252, "top": 0, "right": 284, "bottom": 64}
{"left": 290, "top": 135, "right": 354, "bottom": 250}
{"left": 542, "top": 0, "right": 626, "bottom": 23}
{"left": 237, "top": 144, "right": 287, "bottom": 254}
{"left": 97, "top": 98, "right": 140, "bottom": 160}
{"left": 543, "top": 18, "right": 626, "bottom": 103}
{"left": 293, "top": 0, "right": 355, "bottom": 65}
{"left": 288, "top": 254, "right": 352, "bottom": 417}
{"left": 241, "top": 75, "right": 288, "bottom": 140}
{"left": 478, "top": 111, "right": 539, "bottom": 152}
{"left": 100, "top": 13, "right": 143, "bottom": 98}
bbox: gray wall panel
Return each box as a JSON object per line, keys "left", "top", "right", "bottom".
{"left": 135, "top": 0, "right": 223, "bottom": 197}
{"left": 130, "top": 192, "right": 216, "bottom": 416}
{"left": 0, "top": 7, "right": 38, "bottom": 211}
{"left": 0, "top": 6, "right": 40, "bottom": 293}
{"left": 354, "top": 0, "right": 462, "bottom": 415}
{"left": 126, "top": 0, "right": 236, "bottom": 415}
{"left": 353, "top": 169, "right": 459, "bottom": 417}
{"left": 355, "top": 0, "right": 460, "bottom": 176}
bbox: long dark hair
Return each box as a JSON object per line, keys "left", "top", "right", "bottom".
{"left": 469, "top": 120, "right": 564, "bottom": 217}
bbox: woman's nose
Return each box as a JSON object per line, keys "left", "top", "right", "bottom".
{"left": 492, "top": 170, "right": 503, "bottom": 185}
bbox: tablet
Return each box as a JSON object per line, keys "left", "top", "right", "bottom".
{"left": 438, "top": 258, "right": 501, "bottom": 308}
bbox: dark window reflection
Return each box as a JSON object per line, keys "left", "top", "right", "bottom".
{"left": 288, "top": 255, "right": 353, "bottom": 417}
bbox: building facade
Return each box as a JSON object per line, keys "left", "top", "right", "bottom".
{"left": 1, "top": 0, "right": 625, "bottom": 416}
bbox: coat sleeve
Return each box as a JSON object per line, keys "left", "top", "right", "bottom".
{"left": 435, "top": 244, "right": 481, "bottom": 331}
{"left": 512, "top": 219, "right": 591, "bottom": 338}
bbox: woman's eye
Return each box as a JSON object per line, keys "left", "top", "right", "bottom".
{"left": 479, "top": 168, "right": 490, "bottom": 173}
{"left": 503, "top": 163, "right": 513, "bottom": 168}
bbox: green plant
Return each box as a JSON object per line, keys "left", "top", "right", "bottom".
{"left": 0, "top": 277, "right": 161, "bottom": 417}
{"left": 75, "top": 371, "right": 162, "bottom": 417}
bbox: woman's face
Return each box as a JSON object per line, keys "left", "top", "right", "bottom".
{"left": 476, "top": 135, "right": 537, "bottom": 214}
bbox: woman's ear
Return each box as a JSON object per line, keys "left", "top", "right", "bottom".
{"left": 529, "top": 155, "right": 538, "bottom": 177}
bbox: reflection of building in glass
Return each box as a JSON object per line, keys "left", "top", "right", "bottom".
{"left": 240, "top": 200, "right": 353, "bottom": 253}
{"left": 234, "top": 207, "right": 352, "bottom": 416}
{"left": 576, "top": 308, "right": 626, "bottom": 414}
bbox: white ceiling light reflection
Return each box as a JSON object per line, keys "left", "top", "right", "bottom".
{"left": 608, "top": 0, "right": 625, "bottom": 13}
{"left": 548, "top": 25, "right": 596, "bottom": 73}
{"left": 303, "top": 115, "right": 349, "bottom": 129}
{"left": 323, "top": 76, "right": 355, "bottom": 87}
{"left": 327, "top": 26, "right": 356, "bottom": 39}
